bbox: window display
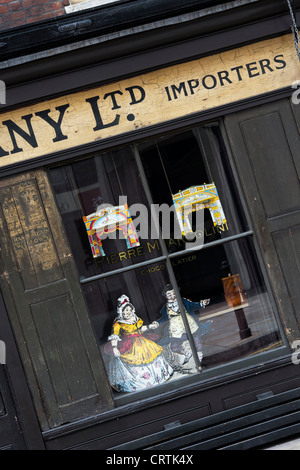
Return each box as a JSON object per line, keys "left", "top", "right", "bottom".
{"left": 172, "top": 183, "right": 227, "bottom": 238}
{"left": 83, "top": 203, "right": 140, "bottom": 258}
{"left": 103, "top": 294, "right": 173, "bottom": 393}
{"left": 158, "top": 285, "right": 211, "bottom": 372}
{"left": 49, "top": 122, "right": 282, "bottom": 397}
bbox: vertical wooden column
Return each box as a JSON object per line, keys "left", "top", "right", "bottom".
{"left": 224, "top": 98, "right": 300, "bottom": 346}
{"left": 0, "top": 170, "right": 113, "bottom": 431}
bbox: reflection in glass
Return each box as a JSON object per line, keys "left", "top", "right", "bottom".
{"left": 81, "top": 232, "right": 283, "bottom": 397}
{"left": 158, "top": 284, "right": 212, "bottom": 373}
{"left": 138, "top": 124, "right": 248, "bottom": 254}
{"left": 82, "top": 263, "right": 203, "bottom": 394}
{"left": 49, "top": 121, "right": 283, "bottom": 399}
{"left": 172, "top": 237, "right": 281, "bottom": 368}
{"left": 49, "top": 147, "right": 162, "bottom": 279}
{"left": 103, "top": 294, "right": 173, "bottom": 393}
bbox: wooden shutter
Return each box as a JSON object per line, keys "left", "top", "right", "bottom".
{"left": 224, "top": 98, "right": 300, "bottom": 346}
{"left": 0, "top": 169, "right": 113, "bottom": 430}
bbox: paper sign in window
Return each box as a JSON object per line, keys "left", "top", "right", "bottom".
{"left": 172, "top": 183, "right": 227, "bottom": 237}
{"left": 83, "top": 204, "right": 140, "bottom": 258}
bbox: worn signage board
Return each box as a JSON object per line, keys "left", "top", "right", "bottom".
{"left": 0, "top": 34, "right": 299, "bottom": 168}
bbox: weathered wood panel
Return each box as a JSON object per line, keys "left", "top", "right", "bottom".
{"left": 224, "top": 99, "right": 300, "bottom": 344}
{"left": 273, "top": 227, "right": 300, "bottom": 321}
{"left": 0, "top": 170, "right": 113, "bottom": 430}
{"left": 239, "top": 111, "right": 300, "bottom": 218}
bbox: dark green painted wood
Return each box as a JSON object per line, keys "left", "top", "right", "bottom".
{"left": 238, "top": 112, "right": 300, "bottom": 218}
{"left": 0, "top": 170, "right": 113, "bottom": 431}
{"left": 273, "top": 227, "right": 300, "bottom": 321}
{"left": 224, "top": 99, "right": 300, "bottom": 345}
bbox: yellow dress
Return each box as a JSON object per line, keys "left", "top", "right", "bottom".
{"left": 112, "top": 319, "right": 163, "bottom": 366}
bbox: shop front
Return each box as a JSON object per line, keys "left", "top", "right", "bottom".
{"left": 1, "top": 0, "right": 300, "bottom": 450}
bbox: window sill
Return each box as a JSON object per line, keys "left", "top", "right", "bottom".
{"left": 42, "top": 347, "right": 291, "bottom": 441}
{"left": 65, "top": 0, "right": 120, "bottom": 14}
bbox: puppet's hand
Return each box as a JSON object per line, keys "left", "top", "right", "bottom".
{"left": 149, "top": 321, "right": 159, "bottom": 329}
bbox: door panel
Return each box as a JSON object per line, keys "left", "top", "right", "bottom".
{"left": 0, "top": 170, "right": 113, "bottom": 431}
{"left": 224, "top": 98, "right": 300, "bottom": 346}
{"left": 238, "top": 111, "right": 300, "bottom": 218}
{"left": 273, "top": 226, "right": 300, "bottom": 317}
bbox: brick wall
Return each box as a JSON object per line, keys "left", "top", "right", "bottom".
{"left": 0, "top": 0, "right": 70, "bottom": 31}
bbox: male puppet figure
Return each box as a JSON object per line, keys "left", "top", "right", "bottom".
{"left": 159, "top": 285, "right": 211, "bottom": 372}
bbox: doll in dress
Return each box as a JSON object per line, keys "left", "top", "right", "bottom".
{"left": 104, "top": 295, "right": 173, "bottom": 393}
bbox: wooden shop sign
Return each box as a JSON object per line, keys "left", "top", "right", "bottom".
{"left": 0, "top": 34, "right": 299, "bottom": 168}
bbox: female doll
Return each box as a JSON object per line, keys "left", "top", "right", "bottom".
{"left": 104, "top": 295, "right": 173, "bottom": 393}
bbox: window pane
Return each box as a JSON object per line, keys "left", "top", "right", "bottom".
{"left": 49, "top": 147, "right": 163, "bottom": 280}
{"left": 82, "top": 262, "right": 203, "bottom": 394}
{"left": 138, "top": 124, "right": 248, "bottom": 254}
{"left": 172, "top": 237, "right": 281, "bottom": 368}
{"left": 81, "top": 235, "right": 281, "bottom": 395}
{"left": 48, "top": 121, "right": 283, "bottom": 399}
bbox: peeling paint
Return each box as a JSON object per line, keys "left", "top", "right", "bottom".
{"left": 0, "top": 35, "right": 299, "bottom": 169}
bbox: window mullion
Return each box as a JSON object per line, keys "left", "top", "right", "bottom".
{"left": 79, "top": 254, "right": 167, "bottom": 283}
{"left": 168, "top": 230, "right": 254, "bottom": 260}
{"left": 132, "top": 143, "right": 203, "bottom": 373}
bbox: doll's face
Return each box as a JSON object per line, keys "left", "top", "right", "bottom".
{"left": 165, "top": 289, "right": 177, "bottom": 302}
{"left": 122, "top": 305, "right": 134, "bottom": 320}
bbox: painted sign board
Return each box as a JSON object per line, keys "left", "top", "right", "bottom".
{"left": 0, "top": 34, "right": 299, "bottom": 168}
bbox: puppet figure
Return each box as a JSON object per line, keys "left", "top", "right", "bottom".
{"left": 158, "top": 285, "right": 211, "bottom": 373}
{"left": 104, "top": 295, "right": 173, "bottom": 392}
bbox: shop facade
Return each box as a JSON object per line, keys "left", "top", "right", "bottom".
{"left": 0, "top": 0, "right": 300, "bottom": 450}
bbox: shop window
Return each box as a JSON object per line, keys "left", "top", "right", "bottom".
{"left": 49, "top": 122, "right": 282, "bottom": 399}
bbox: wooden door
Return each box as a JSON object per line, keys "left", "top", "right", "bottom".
{"left": 224, "top": 98, "right": 300, "bottom": 346}
{"left": 0, "top": 169, "right": 113, "bottom": 431}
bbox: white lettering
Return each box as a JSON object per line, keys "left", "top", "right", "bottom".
{"left": 291, "top": 80, "right": 300, "bottom": 105}
{"left": 106, "top": 455, "right": 141, "bottom": 467}
{"left": 0, "top": 340, "right": 6, "bottom": 365}
{"left": 150, "top": 455, "right": 194, "bottom": 464}
{"left": 292, "top": 340, "right": 300, "bottom": 365}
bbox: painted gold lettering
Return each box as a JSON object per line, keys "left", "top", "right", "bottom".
{"left": 127, "top": 249, "right": 136, "bottom": 259}
{"left": 136, "top": 246, "right": 145, "bottom": 256}
{"left": 110, "top": 254, "right": 118, "bottom": 264}
{"left": 147, "top": 240, "right": 160, "bottom": 253}
{"left": 119, "top": 251, "right": 127, "bottom": 261}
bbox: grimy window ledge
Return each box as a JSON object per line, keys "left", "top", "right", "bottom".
{"left": 65, "top": 0, "right": 121, "bottom": 13}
